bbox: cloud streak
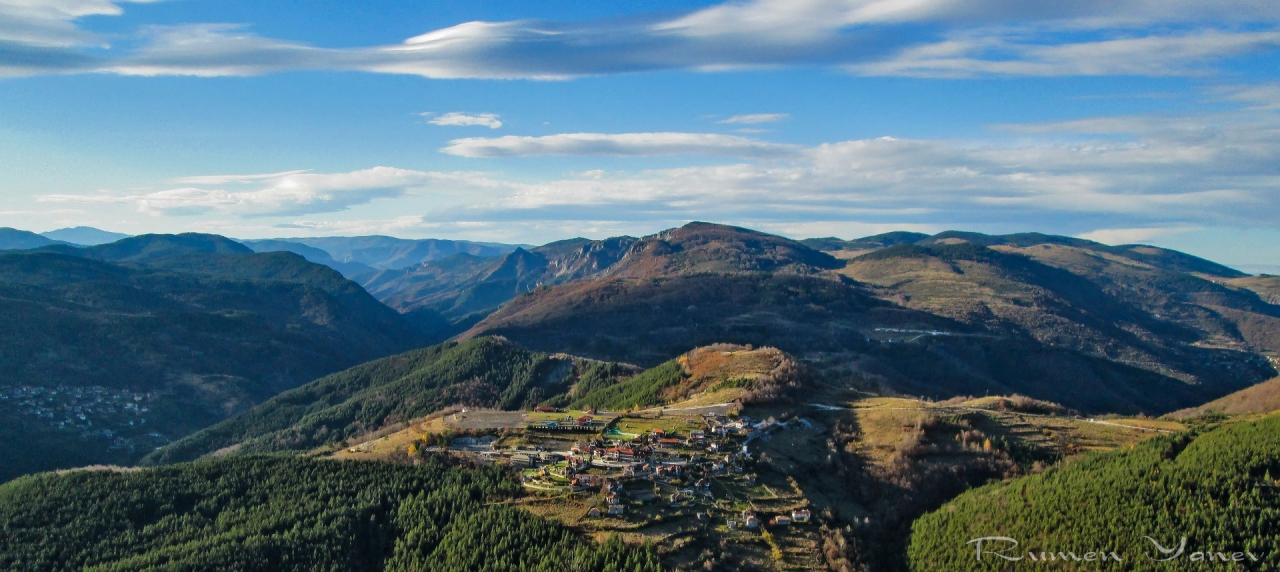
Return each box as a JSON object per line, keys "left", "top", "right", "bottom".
{"left": 439, "top": 132, "right": 802, "bottom": 158}
{"left": 40, "top": 167, "right": 440, "bottom": 216}
{"left": 718, "top": 113, "right": 790, "bottom": 124}
{"left": 40, "top": 101, "right": 1280, "bottom": 227}
{"left": 425, "top": 112, "right": 503, "bottom": 128}
{"left": 1, "top": 0, "right": 1276, "bottom": 79}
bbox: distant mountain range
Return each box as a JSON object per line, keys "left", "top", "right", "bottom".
{"left": 0, "top": 233, "right": 432, "bottom": 481}
{"left": 40, "top": 226, "right": 130, "bottom": 246}
{"left": 243, "top": 236, "right": 523, "bottom": 278}
{"left": 2, "top": 227, "right": 526, "bottom": 279}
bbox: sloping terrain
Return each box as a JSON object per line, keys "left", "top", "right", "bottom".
{"left": 242, "top": 238, "right": 376, "bottom": 278}
{"left": 1231, "top": 274, "right": 1280, "bottom": 305}
{"left": 460, "top": 224, "right": 1268, "bottom": 414}
{"left": 143, "top": 337, "right": 578, "bottom": 463}
{"left": 39, "top": 226, "right": 129, "bottom": 246}
{"left": 361, "top": 236, "right": 637, "bottom": 319}
{"left": 148, "top": 340, "right": 804, "bottom": 464}
{"left": 0, "top": 234, "right": 429, "bottom": 481}
{"left": 840, "top": 242, "right": 1278, "bottom": 388}
{"left": 566, "top": 344, "right": 802, "bottom": 411}
{"left": 1170, "top": 376, "right": 1280, "bottom": 418}
{"left": 0, "top": 456, "right": 659, "bottom": 571}
{"left": 908, "top": 413, "right": 1280, "bottom": 571}
{"left": 283, "top": 235, "right": 520, "bottom": 270}
{"left": 0, "top": 227, "right": 65, "bottom": 250}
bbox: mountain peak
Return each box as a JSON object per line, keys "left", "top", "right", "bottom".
{"left": 39, "top": 226, "right": 130, "bottom": 246}
{"left": 0, "top": 227, "right": 61, "bottom": 250}
{"left": 80, "top": 233, "right": 253, "bottom": 263}
{"left": 609, "top": 221, "right": 841, "bottom": 278}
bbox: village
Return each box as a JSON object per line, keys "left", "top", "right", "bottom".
{"left": 0, "top": 384, "right": 169, "bottom": 451}
{"left": 417, "top": 404, "right": 816, "bottom": 539}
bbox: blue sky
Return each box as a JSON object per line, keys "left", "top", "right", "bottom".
{"left": 1, "top": 0, "right": 1278, "bottom": 271}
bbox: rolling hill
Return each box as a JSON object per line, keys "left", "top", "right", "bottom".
{"left": 907, "top": 413, "right": 1280, "bottom": 571}
{"left": 1169, "top": 376, "right": 1280, "bottom": 418}
{"left": 0, "top": 456, "right": 658, "bottom": 571}
{"left": 143, "top": 337, "right": 577, "bottom": 463}
{"left": 0, "top": 234, "right": 431, "bottom": 482}
{"left": 241, "top": 238, "right": 376, "bottom": 278}
{"left": 0, "top": 227, "right": 65, "bottom": 250}
{"left": 39, "top": 226, "right": 129, "bottom": 246}
{"left": 145, "top": 339, "right": 807, "bottom": 465}
{"left": 839, "top": 242, "right": 1278, "bottom": 388}
{"left": 360, "top": 237, "right": 637, "bottom": 319}
{"left": 457, "top": 224, "right": 1273, "bottom": 414}
{"left": 276, "top": 235, "right": 521, "bottom": 270}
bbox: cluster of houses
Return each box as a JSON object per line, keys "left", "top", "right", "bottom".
{"left": 503, "top": 408, "right": 815, "bottom": 534}
{"left": 726, "top": 509, "right": 812, "bottom": 529}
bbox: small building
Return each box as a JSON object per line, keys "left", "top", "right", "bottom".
{"left": 535, "top": 405, "right": 557, "bottom": 413}
{"left": 588, "top": 507, "right": 601, "bottom": 518}
{"left": 659, "top": 438, "right": 681, "bottom": 448}
{"left": 792, "top": 509, "right": 811, "bottom": 523}
{"left": 577, "top": 415, "right": 594, "bottom": 426}
{"left": 771, "top": 515, "right": 793, "bottom": 526}
{"left": 744, "top": 516, "right": 760, "bottom": 529}
{"left": 608, "top": 504, "right": 626, "bottom": 515}
{"left": 608, "top": 447, "right": 639, "bottom": 463}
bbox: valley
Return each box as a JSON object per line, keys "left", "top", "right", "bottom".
{"left": 2, "top": 223, "right": 1278, "bottom": 571}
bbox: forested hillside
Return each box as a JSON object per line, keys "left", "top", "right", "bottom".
{"left": 907, "top": 414, "right": 1280, "bottom": 571}
{"left": 0, "top": 234, "right": 430, "bottom": 482}
{"left": 0, "top": 456, "right": 659, "bottom": 571}
{"left": 144, "top": 337, "right": 579, "bottom": 463}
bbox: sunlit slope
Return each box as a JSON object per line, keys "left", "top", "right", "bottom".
{"left": 907, "top": 414, "right": 1280, "bottom": 571}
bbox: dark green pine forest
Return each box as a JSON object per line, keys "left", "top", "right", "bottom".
{"left": 0, "top": 455, "right": 659, "bottom": 571}
{"left": 908, "top": 415, "right": 1280, "bottom": 571}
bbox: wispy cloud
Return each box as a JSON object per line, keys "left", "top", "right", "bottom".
{"left": 424, "top": 111, "right": 502, "bottom": 129}
{"left": 40, "top": 167, "right": 439, "bottom": 216}
{"left": 440, "top": 132, "right": 802, "bottom": 158}
{"left": 32, "top": 89, "right": 1280, "bottom": 236}
{"left": 2, "top": 0, "right": 1277, "bottom": 79}
{"left": 849, "top": 29, "right": 1280, "bottom": 78}
{"left": 1076, "top": 226, "right": 1199, "bottom": 245}
{"left": 718, "top": 113, "right": 790, "bottom": 125}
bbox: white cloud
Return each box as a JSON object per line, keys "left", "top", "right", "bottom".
{"left": 32, "top": 94, "right": 1280, "bottom": 238}
{"left": 440, "top": 132, "right": 802, "bottom": 158}
{"left": 40, "top": 167, "right": 440, "bottom": 216}
{"left": 1076, "top": 226, "right": 1199, "bottom": 245}
{"left": 424, "top": 111, "right": 503, "bottom": 129}
{"left": 850, "top": 29, "right": 1280, "bottom": 78}
{"left": 718, "top": 113, "right": 790, "bottom": 124}
{"left": 1216, "top": 83, "right": 1280, "bottom": 110}
{"left": 3, "top": 0, "right": 1277, "bottom": 79}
